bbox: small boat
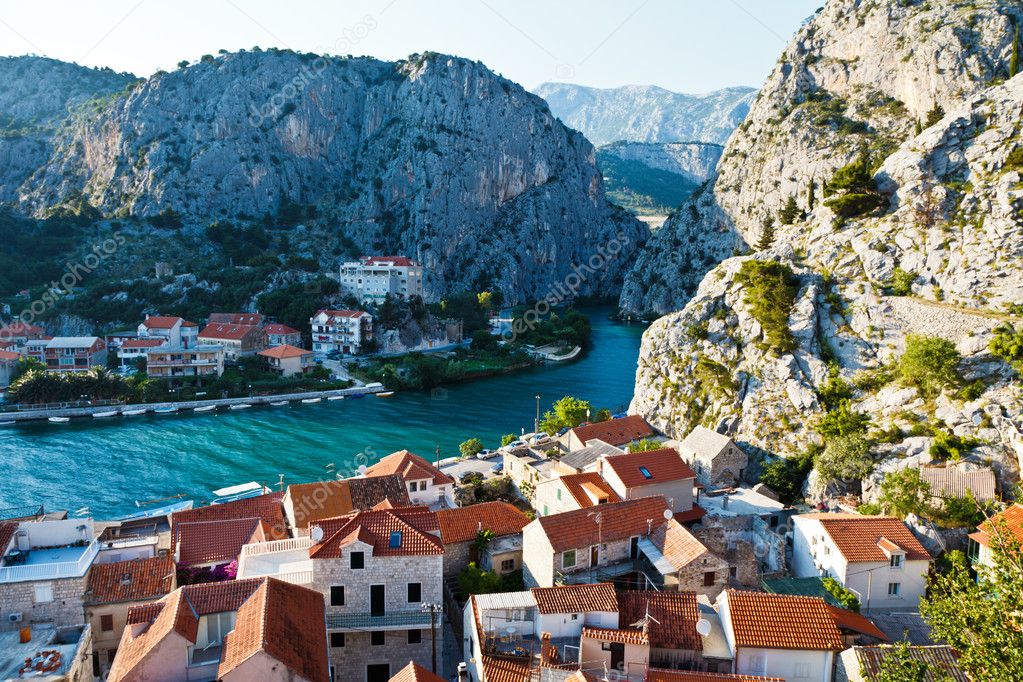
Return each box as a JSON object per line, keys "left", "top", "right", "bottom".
{"left": 154, "top": 406, "right": 178, "bottom": 415}
{"left": 270, "top": 400, "right": 289, "bottom": 407}
{"left": 327, "top": 395, "right": 345, "bottom": 401}
{"left": 375, "top": 391, "right": 395, "bottom": 398}
{"left": 193, "top": 404, "right": 217, "bottom": 413}
{"left": 301, "top": 397, "right": 321, "bottom": 404}
{"left": 48, "top": 416, "right": 70, "bottom": 424}
{"left": 364, "top": 382, "right": 384, "bottom": 390}
{"left": 211, "top": 482, "right": 265, "bottom": 504}
{"left": 92, "top": 410, "right": 119, "bottom": 418}
{"left": 122, "top": 408, "right": 147, "bottom": 416}
{"left": 119, "top": 498, "right": 193, "bottom": 521}
{"left": 229, "top": 403, "right": 252, "bottom": 411}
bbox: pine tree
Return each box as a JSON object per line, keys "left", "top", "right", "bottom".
{"left": 779, "top": 196, "right": 800, "bottom": 224}
{"left": 914, "top": 118, "right": 922, "bottom": 136}
{"left": 924, "top": 103, "right": 945, "bottom": 128}
{"left": 807, "top": 180, "right": 816, "bottom": 211}
{"left": 756, "top": 216, "right": 776, "bottom": 251}
{"left": 1011, "top": 24, "right": 1020, "bottom": 78}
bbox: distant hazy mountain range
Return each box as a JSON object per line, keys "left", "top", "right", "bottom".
{"left": 533, "top": 82, "right": 756, "bottom": 146}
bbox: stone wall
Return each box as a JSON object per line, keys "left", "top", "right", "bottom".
{"left": 443, "top": 541, "right": 471, "bottom": 577}
{"left": 0, "top": 576, "right": 87, "bottom": 632}
{"left": 328, "top": 629, "right": 440, "bottom": 679}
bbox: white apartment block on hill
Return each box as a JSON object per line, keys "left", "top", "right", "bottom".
{"left": 340, "top": 256, "right": 424, "bottom": 305}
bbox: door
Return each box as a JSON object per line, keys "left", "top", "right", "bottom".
{"left": 609, "top": 642, "right": 625, "bottom": 672}
{"left": 370, "top": 585, "right": 385, "bottom": 616}
{"left": 630, "top": 536, "right": 639, "bottom": 560}
{"left": 590, "top": 545, "right": 600, "bottom": 567}
{"left": 366, "top": 663, "right": 390, "bottom": 682}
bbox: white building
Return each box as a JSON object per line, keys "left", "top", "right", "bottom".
{"left": 792, "top": 513, "right": 932, "bottom": 612}
{"left": 310, "top": 309, "right": 373, "bottom": 356}
{"left": 362, "top": 450, "right": 455, "bottom": 509}
{"left": 340, "top": 256, "right": 424, "bottom": 305}
{"left": 137, "top": 315, "right": 198, "bottom": 348}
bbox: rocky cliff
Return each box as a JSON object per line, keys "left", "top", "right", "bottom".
{"left": 5, "top": 51, "right": 645, "bottom": 304}
{"left": 598, "top": 141, "right": 722, "bottom": 185}
{"left": 533, "top": 83, "right": 755, "bottom": 146}
{"left": 630, "top": 0, "right": 1023, "bottom": 493}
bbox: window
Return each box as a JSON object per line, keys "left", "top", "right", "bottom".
{"left": 543, "top": 505, "right": 548, "bottom": 516}
{"left": 100, "top": 614, "right": 114, "bottom": 631}
{"left": 407, "top": 582, "right": 422, "bottom": 603}
{"left": 703, "top": 571, "right": 715, "bottom": 587}
{"left": 794, "top": 662, "right": 810, "bottom": 678}
{"left": 748, "top": 654, "right": 766, "bottom": 674}
{"left": 389, "top": 531, "right": 402, "bottom": 549}
{"left": 501, "top": 559, "right": 515, "bottom": 572}
{"left": 888, "top": 582, "right": 901, "bottom": 596}
{"left": 890, "top": 554, "right": 903, "bottom": 568}
{"left": 33, "top": 584, "right": 53, "bottom": 603}
{"left": 204, "top": 612, "right": 235, "bottom": 644}
{"left": 639, "top": 466, "right": 653, "bottom": 479}
{"left": 407, "top": 629, "right": 422, "bottom": 644}
{"left": 729, "top": 566, "right": 737, "bottom": 579}
{"left": 556, "top": 489, "right": 562, "bottom": 501}
{"left": 350, "top": 551, "right": 365, "bottom": 569}
{"left": 570, "top": 613, "right": 579, "bottom": 621}
{"left": 330, "top": 585, "right": 345, "bottom": 606}
{"left": 330, "top": 632, "right": 345, "bottom": 648}
{"left": 371, "top": 631, "right": 386, "bottom": 646}
{"left": 409, "top": 481, "right": 418, "bottom": 492}
{"left": 562, "top": 550, "right": 576, "bottom": 568}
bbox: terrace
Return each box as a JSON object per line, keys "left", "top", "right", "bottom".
{"left": 236, "top": 536, "right": 315, "bottom": 585}
{"left": 0, "top": 519, "right": 98, "bottom": 583}
{"left": 0, "top": 624, "right": 89, "bottom": 681}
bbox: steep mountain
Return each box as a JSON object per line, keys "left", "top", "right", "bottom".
{"left": 0, "top": 56, "right": 136, "bottom": 204}
{"left": 629, "top": 0, "right": 1023, "bottom": 494}
{"left": 596, "top": 141, "right": 723, "bottom": 216}
{"left": 533, "top": 83, "right": 755, "bottom": 146}
{"left": 7, "top": 51, "right": 645, "bottom": 304}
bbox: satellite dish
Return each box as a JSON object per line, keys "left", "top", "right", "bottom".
{"left": 696, "top": 618, "right": 712, "bottom": 637}
{"left": 310, "top": 525, "right": 324, "bottom": 543}
{"left": 357, "top": 464, "right": 367, "bottom": 475}
{"left": 663, "top": 509, "right": 673, "bottom": 520}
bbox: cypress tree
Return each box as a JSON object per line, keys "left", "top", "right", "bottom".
{"left": 779, "top": 196, "right": 800, "bottom": 224}
{"left": 757, "top": 216, "right": 776, "bottom": 251}
{"left": 807, "top": 180, "right": 816, "bottom": 211}
{"left": 1011, "top": 24, "right": 1020, "bottom": 78}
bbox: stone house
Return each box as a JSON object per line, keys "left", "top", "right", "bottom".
{"left": 283, "top": 475, "right": 411, "bottom": 535}
{"left": 647, "top": 519, "right": 729, "bottom": 598}
{"left": 197, "top": 322, "right": 268, "bottom": 360}
{"left": 598, "top": 447, "right": 697, "bottom": 514}
{"left": 436, "top": 502, "right": 530, "bottom": 577}
{"left": 677, "top": 426, "right": 748, "bottom": 488}
{"left": 553, "top": 440, "right": 626, "bottom": 476}
{"left": 107, "top": 577, "right": 328, "bottom": 682}
{"left": 83, "top": 555, "right": 175, "bottom": 675}
{"left": 364, "top": 450, "right": 456, "bottom": 509}
{"left": 561, "top": 415, "right": 655, "bottom": 452}
{"left": 533, "top": 472, "right": 621, "bottom": 517}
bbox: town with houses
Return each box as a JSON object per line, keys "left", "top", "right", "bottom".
{"left": 0, "top": 399, "right": 1015, "bottom": 681}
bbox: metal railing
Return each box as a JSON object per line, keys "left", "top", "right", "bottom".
{"left": 0, "top": 540, "right": 98, "bottom": 583}
{"left": 326, "top": 610, "right": 432, "bottom": 630}
{"left": 240, "top": 537, "right": 314, "bottom": 557}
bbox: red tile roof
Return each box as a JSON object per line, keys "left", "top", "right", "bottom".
{"left": 86, "top": 556, "right": 175, "bottom": 604}
{"left": 362, "top": 256, "right": 416, "bottom": 266}
{"left": 199, "top": 322, "right": 264, "bottom": 341}
{"left": 0, "top": 321, "right": 46, "bottom": 337}
{"left": 650, "top": 519, "right": 713, "bottom": 571}
{"left": 481, "top": 655, "right": 531, "bottom": 682}
{"left": 259, "top": 343, "right": 311, "bottom": 359}
{"left": 535, "top": 496, "right": 670, "bottom": 552}
{"left": 560, "top": 472, "right": 622, "bottom": 507}
{"left": 309, "top": 507, "right": 443, "bottom": 559}
{"left": 969, "top": 503, "right": 1023, "bottom": 549}
{"left": 826, "top": 605, "right": 889, "bottom": 641}
{"left": 570, "top": 415, "right": 654, "bottom": 447}
{"left": 0, "top": 522, "right": 16, "bottom": 553}
{"left": 365, "top": 449, "right": 454, "bottom": 486}
{"left": 317, "top": 309, "right": 369, "bottom": 319}
{"left": 723, "top": 590, "right": 845, "bottom": 651}
{"left": 175, "top": 517, "right": 268, "bottom": 566}
{"left": 646, "top": 671, "right": 784, "bottom": 682}
{"left": 141, "top": 316, "right": 192, "bottom": 329}
{"left": 673, "top": 504, "right": 707, "bottom": 524}
{"left": 801, "top": 514, "right": 931, "bottom": 562}
{"left": 218, "top": 578, "right": 329, "bottom": 682}
{"left": 172, "top": 492, "right": 287, "bottom": 541}
{"left": 121, "top": 338, "right": 166, "bottom": 349}
{"left": 582, "top": 626, "right": 649, "bottom": 646}
{"left": 532, "top": 582, "right": 618, "bottom": 614}
{"left": 389, "top": 661, "right": 447, "bottom": 682}
{"left": 603, "top": 448, "right": 696, "bottom": 488}
{"left": 286, "top": 476, "right": 411, "bottom": 531}
{"left": 264, "top": 323, "right": 300, "bottom": 335}
{"left": 619, "top": 590, "right": 701, "bottom": 650}
{"left": 436, "top": 502, "right": 529, "bottom": 544}
{"left": 0, "top": 350, "right": 19, "bottom": 361}
{"left": 208, "top": 312, "right": 265, "bottom": 326}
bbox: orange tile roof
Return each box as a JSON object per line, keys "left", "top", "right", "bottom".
{"left": 365, "top": 449, "right": 454, "bottom": 486}
{"left": 218, "top": 578, "right": 329, "bottom": 682}
{"left": 646, "top": 670, "right": 784, "bottom": 682}
{"left": 560, "top": 472, "right": 622, "bottom": 507}
{"left": 172, "top": 491, "right": 287, "bottom": 540}
{"left": 259, "top": 343, "right": 311, "bottom": 359}
{"left": 481, "top": 655, "right": 531, "bottom": 682}
{"left": 673, "top": 504, "right": 707, "bottom": 524}
{"left": 309, "top": 507, "right": 443, "bottom": 559}
{"left": 264, "top": 323, "right": 300, "bottom": 335}
{"left": 208, "top": 312, "right": 265, "bottom": 326}
{"left": 141, "top": 316, "right": 190, "bottom": 329}
{"left": 0, "top": 350, "right": 20, "bottom": 361}
{"left": 86, "top": 556, "right": 175, "bottom": 604}
{"left": 650, "top": 519, "right": 713, "bottom": 571}
{"left": 121, "top": 338, "right": 166, "bottom": 349}
{"left": 570, "top": 415, "right": 654, "bottom": 447}
{"left": 826, "top": 605, "right": 889, "bottom": 641}
{"left": 723, "top": 590, "right": 845, "bottom": 651}
{"left": 199, "top": 322, "right": 264, "bottom": 341}
{"left": 532, "top": 582, "right": 618, "bottom": 614}
{"left": 436, "top": 502, "right": 529, "bottom": 544}
{"left": 536, "top": 496, "right": 670, "bottom": 552}
{"left": 0, "top": 522, "right": 16, "bottom": 553}
{"left": 175, "top": 517, "right": 268, "bottom": 566}
{"left": 801, "top": 514, "right": 931, "bottom": 562}
{"left": 619, "top": 590, "right": 701, "bottom": 650}
{"left": 970, "top": 503, "right": 1023, "bottom": 549}
{"left": 286, "top": 476, "right": 411, "bottom": 531}
{"left": 582, "top": 626, "right": 649, "bottom": 646}
{"left": 389, "top": 661, "right": 446, "bottom": 682}
{"left": 604, "top": 448, "right": 696, "bottom": 488}
{"left": 362, "top": 256, "right": 416, "bottom": 266}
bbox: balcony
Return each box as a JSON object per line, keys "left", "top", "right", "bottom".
{"left": 241, "top": 537, "right": 313, "bottom": 556}
{"left": 0, "top": 539, "right": 98, "bottom": 583}
{"left": 147, "top": 358, "right": 219, "bottom": 368}
{"left": 237, "top": 537, "right": 315, "bottom": 585}
{"left": 326, "top": 610, "right": 432, "bottom": 630}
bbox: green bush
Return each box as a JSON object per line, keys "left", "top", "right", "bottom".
{"left": 888, "top": 267, "right": 916, "bottom": 296}
{"left": 878, "top": 468, "right": 931, "bottom": 518}
{"left": 758, "top": 448, "right": 816, "bottom": 505}
{"left": 989, "top": 323, "right": 1023, "bottom": 373}
{"left": 823, "top": 576, "right": 861, "bottom": 612}
{"left": 929, "top": 429, "right": 981, "bottom": 461}
{"left": 897, "top": 334, "right": 962, "bottom": 398}
{"left": 459, "top": 438, "right": 484, "bottom": 458}
{"left": 815, "top": 400, "right": 871, "bottom": 440}
{"left": 825, "top": 192, "right": 885, "bottom": 218}
{"left": 814, "top": 434, "right": 873, "bottom": 482}
{"left": 857, "top": 502, "right": 882, "bottom": 515}
{"left": 734, "top": 260, "right": 800, "bottom": 354}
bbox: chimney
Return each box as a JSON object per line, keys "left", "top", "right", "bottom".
{"left": 539, "top": 632, "right": 558, "bottom": 666}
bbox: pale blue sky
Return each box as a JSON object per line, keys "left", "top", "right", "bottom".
{"left": 0, "top": 0, "right": 822, "bottom": 92}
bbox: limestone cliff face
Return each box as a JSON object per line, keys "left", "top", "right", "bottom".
{"left": 629, "top": 0, "right": 1023, "bottom": 490}
{"left": 10, "top": 51, "right": 645, "bottom": 303}
{"left": 621, "top": 0, "right": 1022, "bottom": 316}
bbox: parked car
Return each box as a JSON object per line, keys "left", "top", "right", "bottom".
{"left": 491, "top": 463, "right": 503, "bottom": 474}
{"left": 508, "top": 440, "right": 525, "bottom": 448}
{"left": 475, "top": 449, "right": 494, "bottom": 460}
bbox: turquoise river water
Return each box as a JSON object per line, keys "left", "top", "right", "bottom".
{"left": 0, "top": 308, "right": 646, "bottom": 517}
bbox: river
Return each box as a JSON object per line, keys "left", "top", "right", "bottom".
{"left": 0, "top": 308, "right": 646, "bottom": 517}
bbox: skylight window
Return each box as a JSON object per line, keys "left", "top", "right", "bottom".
{"left": 639, "top": 466, "right": 652, "bottom": 479}
{"left": 389, "top": 531, "right": 402, "bottom": 548}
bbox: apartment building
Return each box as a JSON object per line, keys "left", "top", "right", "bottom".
{"left": 264, "top": 322, "right": 303, "bottom": 347}
{"left": 137, "top": 315, "right": 199, "bottom": 347}
{"left": 310, "top": 309, "right": 373, "bottom": 356}
{"left": 145, "top": 344, "right": 225, "bottom": 384}
{"left": 198, "top": 323, "right": 268, "bottom": 360}
{"left": 39, "top": 337, "right": 107, "bottom": 373}
{"left": 340, "top": 256, "right": 425, "bottom": 305}
{"left": 116, "top": 338, "right": 165, "bottom": 369}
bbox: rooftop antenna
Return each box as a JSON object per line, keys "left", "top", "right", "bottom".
{"left": 629, "top": 600, "right": 661, "bottom": 636}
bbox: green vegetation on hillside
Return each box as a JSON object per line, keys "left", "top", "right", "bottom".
{"left": 734, "top": 260, "right": 800, "bottom": 354}
{"left": 596, "top": 151, "right": 698, "bottom": 215}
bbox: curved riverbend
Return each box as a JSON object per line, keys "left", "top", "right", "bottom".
{"left": 0, "top": 309, "right": 645, "bottom": 517}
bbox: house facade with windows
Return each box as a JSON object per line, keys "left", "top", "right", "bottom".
{"left": 363, "top": 450, "right": 455, "bottom": 509}
{"left": 340, "top": 256, "right": 425, "bottom": 305}
{"left": 310, "top": 309, "right": 374, "bottom": 356}
{"left": 198, "top": 323, "right": 268, "bottom": 360}
{"left": 598, "top": 448, "right": 697, "bottom": 514}
{"left": 145, "top": 343, "right": 225, "bottom": 383}
{"left": 40, "top": 337, "right": 107, "bottom": 373}
{"left": 792, "top": 514, "right": 932, "bottom": 611}
{"left": 533, "top": 472, "right": 622, "bottom": 517}
{"left": 968, "top": 503, "right": 1023, "bottom": 573}
{"left": 137, "top": 315, "right": 199, "bottom": 348}
{"left": 677, "top": 426, "right": 748, "bottom": 489}
{"left": 0, "top": 349, "right": 20, "bottom": 388}
{"left": 264, "top": 322, "right": 303, "bottom": 347}
{"left": 258, "top": 343, "right": 315, "bottom": 377}
{"left": 116, "top": 338, "right": 165, "bottom": 369}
